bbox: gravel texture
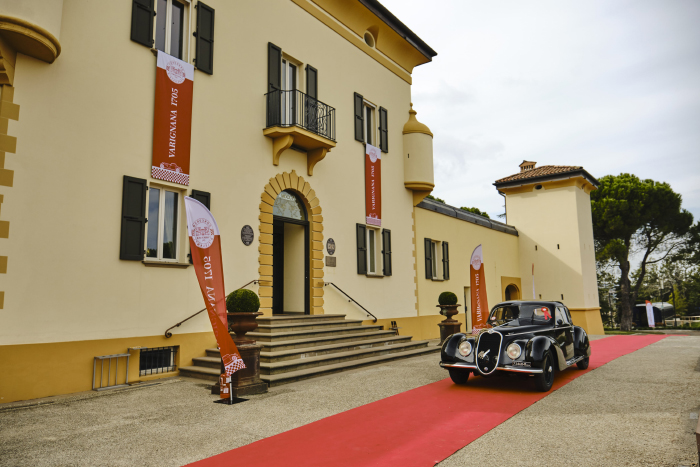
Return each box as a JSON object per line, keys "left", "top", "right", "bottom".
{"left": 0, "top": 335, "right": 697, "bottom": 467}
{"left": 438, "top": 335, "right": 700, "bottom": 467}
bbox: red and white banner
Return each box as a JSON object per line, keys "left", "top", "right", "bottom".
{"left": 152, "top": 51, "right": 194, "bottom": 186}
{"left": 365, "top": 144, "right": 382, "bottom": 226}
{"left": 645, "top": 300, "right": 655, "bottom": 328}
{"left": 470, "top": 245, "right": 489, "bottom": 335}
{"left": 185, "top": 197, "right": 245, "bottom": 398}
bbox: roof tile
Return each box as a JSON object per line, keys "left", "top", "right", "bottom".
{"left": 494, "top": 165, "right": 583, "bottom": 184}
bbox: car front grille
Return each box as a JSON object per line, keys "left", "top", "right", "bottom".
{"left": 475, "top": 331, "right": 502, "bottom": 375}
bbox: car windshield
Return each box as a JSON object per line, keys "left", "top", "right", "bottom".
{"left": 488, "top": 304, "right": 554, "bottom": 326}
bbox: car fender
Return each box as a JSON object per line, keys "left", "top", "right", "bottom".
{"left": 526, "top": 335, "right": 554, "bottom": 363}
{"left": 573, "top": 326, "right": 592, "bottom": 357}
{"left": 441, "top": 333, "right": 467, "bottom": 363}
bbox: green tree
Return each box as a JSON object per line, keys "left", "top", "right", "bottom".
{"left": 460, "top": 206, "right": 491, "bottom": 219}
{"left": 426, "top": 194, "right": 445, "bottom": 203}
{"left": 591, "top": 174, "right": 693, "bottom": 331}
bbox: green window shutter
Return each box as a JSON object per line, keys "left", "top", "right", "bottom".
{"left": 130, "top": 0, "right": 155, "bottom": 48}
{"left": 424, "top": 238, "right": 432, "bottom": 279}
{"left": 306, "top": 65, "right": 318, "bottom": 99}
{"left": 442, "top": 241, "right": 450, "bottom": 280}
{"left": 191, "top": 189, "right": 211, "bottom": 210}
{"left": 194, "top": 2, "right": 215, "bottom": 75}
{"left": 356, "top": 223, "right": 367, "bottom": 274}
{"left": 379, "top": 107, "right": 388, "bottom": 153}
{"left": 382, "top": 229, "right": 392, "bottom": 276}
{"left": 120, "top": 176, "right": 147, "bottom": 261}
{"left": 354, "top": 92, "right": 364, "bottom": 142}
{"left": 268, "top": 43, "right": 282, "bottom": 93}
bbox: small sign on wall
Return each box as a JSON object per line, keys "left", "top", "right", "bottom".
{"left": 326, "top": 257, "right": 337, "bottom": 267}
{"left": 241, "top": 225, "right": 254, "bottom": 246}
{"left": 326, "top": 238, "right": 336, "bottom": 255}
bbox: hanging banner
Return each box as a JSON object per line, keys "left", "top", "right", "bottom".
{"left": 645, "top": 300, "right": 655, "bottom": 328}
{"left": 152, "top": 51, "right": 194, "bottom": 186}
{"left": 470, "top": 245, "right": 489, "bottom": 335}
{"left": 365, "top": 144, "right": 382, "bottom": 226}
{"left": 185, "top": 197, "right": 245, "bottom": 398}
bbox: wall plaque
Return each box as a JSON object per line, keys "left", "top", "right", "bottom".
{"left": 326, "top": 238, "right": 336, "bottom": 255}
{"left": 241, "top": 225, "right": 254, "bottom": 246}
{"left": 326, "top": 256, "right": 337, "bottom": 267}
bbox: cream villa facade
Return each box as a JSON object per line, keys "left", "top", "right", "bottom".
{"left": 0, "top": 0, "right": 603, "bottom": 404}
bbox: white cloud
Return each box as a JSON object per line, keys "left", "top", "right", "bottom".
{"left": 381, "top": 0, "right": 700, "bottom": 220}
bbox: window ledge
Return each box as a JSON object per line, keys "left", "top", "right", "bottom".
{"left": 431, "top": 278, "right": 446, "bottom": 282}
{"left": 142, "top": 260, "right": 191, "bottom": 269}
{"left": 365, "top": 273, "right": 384, "bottom": 278}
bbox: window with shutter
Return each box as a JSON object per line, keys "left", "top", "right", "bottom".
{"left": 131, "top": 0, "right": 155, "bottom": 48}
{"left": 195, "top": 2, "right": 215, "bottom": 75}
{"left": 268, "top": 43, "right": 282, "bottom": 93}
{"left": 442, "top": 241, "right": 450, "bottom": 280}
{"left": 379, "top": 107, "right": 388, "bottom": 153}
{"left": 382, "top": 229, "right": 392, "bottom": 276}
{"left": 356, "top": 223, "right": 367, "bottom": 274}
{"left": 191, "top": 189, "right": 211, "bottom": 210}
{"left": 424, "top": 238, "right": 432, "bottom": 279}
{"left": 120, "top": 176, "right": 148, "bottom": 261}
{"left": 306, "top": 65, "right": 317, "bottom": 99}
{"left": 354, "top": 92, "right": 364, "bottom": 142}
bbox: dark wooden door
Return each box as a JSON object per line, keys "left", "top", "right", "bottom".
{"left": 272, "top": 219, "right": 284, "bottom": 315}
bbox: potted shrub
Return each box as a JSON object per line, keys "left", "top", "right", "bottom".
{"left": 437, "top": 291, "right": 462, "bottom": 343}
{"left": 226, "top": 289, "right": 262, "bottom": 344}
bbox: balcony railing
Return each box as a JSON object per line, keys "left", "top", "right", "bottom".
{"left": 265, "top": 89, "right": 336, "bottom": 142}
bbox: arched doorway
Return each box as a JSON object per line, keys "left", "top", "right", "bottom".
{"left": 505, "top": 284, "right": 520, "bottom": 301}
{"left": 272, "top": 190, "right": 309, "bottom": 315}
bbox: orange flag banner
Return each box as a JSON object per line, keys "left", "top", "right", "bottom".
{"left": 470, "top": 245, "right": 489, "bottom": 335}
{"left": 185, "top": 197, "right": 245, "bottom": 398}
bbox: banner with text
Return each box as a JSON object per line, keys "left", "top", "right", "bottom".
{"left": 185, "top": 197, "right": 245, "bottom": 398}
{"left": 470, "top": 245, "right": 489, "bottom": 335}
{"left": 365, "top": 144, "right": 382, "bottom": 226}
{"left": 152, "top": 51, "right": 194, "bottom": 186}
{"left": 645, "top": 300, "right": 656, "bottom": 328}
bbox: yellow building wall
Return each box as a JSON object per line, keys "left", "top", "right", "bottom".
{"left": 504, "top": 180, "right": 603, "bottom": 334}
{"left": 0, "top": 331, "right": 216, "bottom": 404}
{"left": 413, "top": 207, "right": 521, "bottom": 339}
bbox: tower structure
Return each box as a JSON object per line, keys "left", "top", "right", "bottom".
{"left": 494, "top": 162, "right": 604, "bottom": 334}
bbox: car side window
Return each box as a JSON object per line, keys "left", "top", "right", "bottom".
{"left": 556, "top": 307, "right": 571, "bottom": 325}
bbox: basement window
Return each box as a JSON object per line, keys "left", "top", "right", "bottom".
{"left": 140, "top": 346, "right": 177, "bottom": 376}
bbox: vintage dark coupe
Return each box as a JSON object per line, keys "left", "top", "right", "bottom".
{"left": 440, "top": 301, "right": 591, "bottom": 392}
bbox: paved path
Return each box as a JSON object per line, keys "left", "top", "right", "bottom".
{"left": 0, "top": 335, "right": 697, "bottom": 467}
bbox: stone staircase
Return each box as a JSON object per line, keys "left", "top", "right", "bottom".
{"left": 179, "top": 314, "right": 439, "bottom": 386}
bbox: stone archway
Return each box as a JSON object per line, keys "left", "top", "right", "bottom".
{"left": 258, "top": 170, "right": 324, "bottom": 316}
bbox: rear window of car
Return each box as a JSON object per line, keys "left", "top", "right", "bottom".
{"left": 489, "top": 304, "right": 554, "bottom": 326}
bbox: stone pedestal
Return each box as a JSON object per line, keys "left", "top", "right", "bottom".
{"left": 437, "top": 304, "right": 462, "bottom": 344}
{"left": 211, "top": 342, "right": 267, "bottom": 397}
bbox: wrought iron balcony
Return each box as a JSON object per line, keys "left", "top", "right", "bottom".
{"left": 265, "top": 89, "right": 336, "bottom": 141}
{"left": 263, "top": 89, "right": 337, "bottom": 175}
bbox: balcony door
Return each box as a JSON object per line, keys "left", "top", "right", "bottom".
{"left": 281, "top": 59, "right": 297, "bottom": 126}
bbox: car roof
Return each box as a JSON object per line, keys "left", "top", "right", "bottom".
{"left": 493, "top": 300, "right": 564, "bottom": 307}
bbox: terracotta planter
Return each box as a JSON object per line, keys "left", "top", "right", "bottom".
{"left": 437, "top": 304, "right": 460, "bottom": 322}
{"left": 227, "top": 311, "right": 263, "bottom": 345}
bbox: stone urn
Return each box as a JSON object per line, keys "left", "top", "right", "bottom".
{"left": 227, "top": 312, "right": 263, "bottom": 345}
{"left": 437, "top": 304, "right": 462, "bottom": 344}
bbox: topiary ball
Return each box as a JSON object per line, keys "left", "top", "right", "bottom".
{"left": 226, "top": 289, "right": 260, "bottom": 313}
{"left": 438, "top": 291, "right": 458, "bottom": 306}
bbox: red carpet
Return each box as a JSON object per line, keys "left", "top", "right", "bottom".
{"left": 190, "top": 335, "right": 666, "bottom": 467}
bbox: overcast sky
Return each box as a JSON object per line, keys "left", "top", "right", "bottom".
{"left": 381, "top": 0, "right": 700, "bottom": 222}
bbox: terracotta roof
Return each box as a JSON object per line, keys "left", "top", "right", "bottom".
{"left": 494, "top": 165, "right": 594, "bottom": 185}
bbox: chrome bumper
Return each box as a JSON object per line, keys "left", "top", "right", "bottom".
{"left": 440, "top": 361, "right": 543, "bottom": 374}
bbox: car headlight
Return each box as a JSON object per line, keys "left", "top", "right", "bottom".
{"left": 507, "top": 343, "right": 521, "bottom": 360}
{"left": 458, "top": 340, "right": 472, "bottom": 357}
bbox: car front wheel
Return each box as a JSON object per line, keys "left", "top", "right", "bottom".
{"left": 534, "top": 353, "right": 554, "bottom": 392}
{"left": 448, "top": 369, "right": 470, "bottom": 385}
{"left": 576, "top": 357, "right": 590, "bottom": 370}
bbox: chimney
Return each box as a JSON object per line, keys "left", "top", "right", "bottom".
{"left": 519, "top": 160, "right": 536, "bottom": 173}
